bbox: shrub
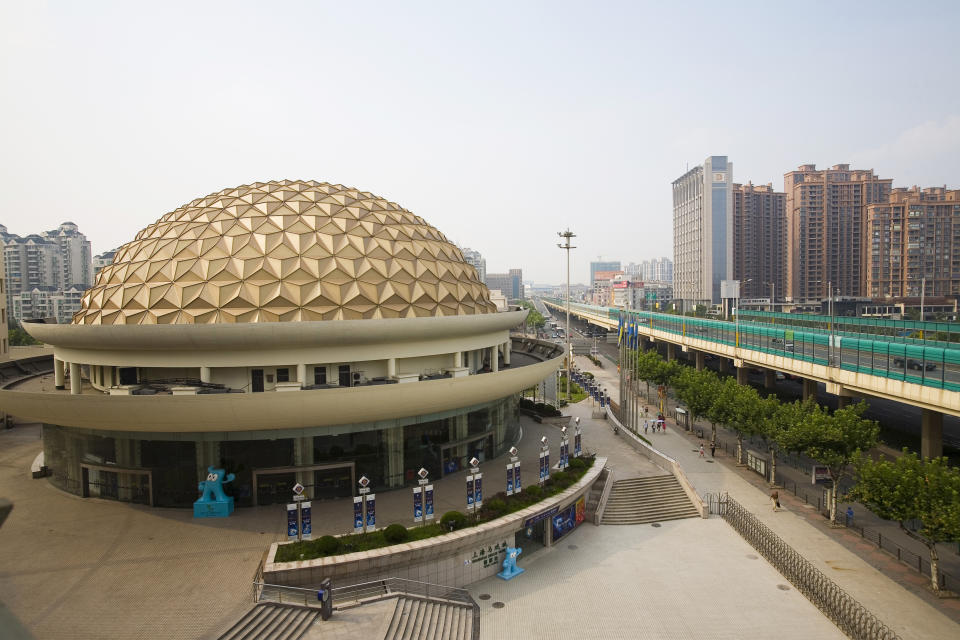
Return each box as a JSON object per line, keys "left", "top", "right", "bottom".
{"left": 534, "top": 402, "right": 546, "bottom": 413}
{"left": 519, "top": 398, "right": 534, "bottom": 410}
{"left": 383, "top": 524, "right": 409, "bottom": 543}
{"left": 485, "top": 498, "right": 507, "bottom": 515}
{"left": 550, "top": 471, "right": 569, "bottom": 486}
{"left": 440, "top": 510, "right": 468, "bottom": 531}
{"left": 525, "top": 485, "right": 542, "bottom": 498}
{"left": 569, "top": 457, "right": 586, "bottom": 470}
{"left": 315, "top": 535, "right": 340, "bottom": 555}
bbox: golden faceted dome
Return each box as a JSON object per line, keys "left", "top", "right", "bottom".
{"left": 75, "top": 180, "right": 496, "bottom": 325}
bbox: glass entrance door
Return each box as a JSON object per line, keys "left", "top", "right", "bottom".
{"left": 251, "top": 369, "right": 264, "bottom": 393}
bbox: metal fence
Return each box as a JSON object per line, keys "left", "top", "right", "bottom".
{"left": 717, "top": 494, "right": 901, "bottom": 640}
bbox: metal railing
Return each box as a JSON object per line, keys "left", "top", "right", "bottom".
{"left": 718, "top": 494, "right": 901, "bottom": 640}
{"left": 252, "top": 577, "right": 480, "bottom": 640}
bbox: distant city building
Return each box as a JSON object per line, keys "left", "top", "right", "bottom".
{"left": 590, "top": 261, "right": 621, "bottom": 285}
{"left": 624, "top": 262, "right": 641, "bottom": 278}
{"left": 591, "top": 270, "right": 623, "bottom": 306}
{"left": 784, "top": 164, "right": 892, "bottom": 301}
{"left": 460, "top": 247, "right": 486, "bottom": 284}
{"left": 485, "top": 268, "right": 523, "bottom": 300}
{"left": 866, "top": 186, "right": 960, "bottom": 299}
{"left": 93, "top": 249, "right": 118, "bottom": 276}
{"left": 0, "top": 257, "right": 8, "bottom": 360}
{"left": 1, "top": 222, "right": 93, "bottom": 323}
{"left": 651, "top": 257, "right": 673, "bottom": 283}
{"left": 732, "top": 182, "right": 786, "bottom": 301}
{"left": 11, "top": 285, "right": 86, "bottom": 325}
{"left": 673, "top": 156, "right": 733, "bottom": 308}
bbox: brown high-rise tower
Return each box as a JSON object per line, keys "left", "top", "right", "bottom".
{"left": 784, "top": 164, "right": 892, "bottom": 300}
{"left": 732, "top": 182, "right": 786, "bottom": 302}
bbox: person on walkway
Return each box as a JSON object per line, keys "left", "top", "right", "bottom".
{"left": 699, "top": 444, "right": 705, "bottom": 458}
{"left": 644, "top": 420, "right": 649, "bottom": 434}
{"left": 771, "top": 490, "right": 780, "bottom": 511}
{"left": 710, "top": 441, "right": 716, "bottom": 457}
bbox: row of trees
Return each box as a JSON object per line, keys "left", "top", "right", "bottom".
{"left": 625, "top": 347, "right": 960, "bottom": 594}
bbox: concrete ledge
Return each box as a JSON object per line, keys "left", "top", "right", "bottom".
{"left": 263, "top": 456, "right": 606, "bottom": 588}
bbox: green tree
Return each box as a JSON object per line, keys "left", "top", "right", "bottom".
{"left": 705, "top": 377, "right": 743, "bottom": 448}
{"left": 727, "top": 383, "right": 766, "bottom": 465}
{"left": 9, "top": 326, "right": 41, "bottom": 346}
{"left": 849, "top": 451, "right": 960, "bottom": 594}
{"left": 763, "top": 399, "right": 815, "bottom": 487}
{"left": 674, "top": 367, "right": 720, "bottom": 430}
{"left": 780, "top": 401, "right": 880, "bottom": 524}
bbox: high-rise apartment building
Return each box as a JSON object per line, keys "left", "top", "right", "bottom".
{"left": 673, "top": 156, "right": 733, "bottom": 308}
{"left": 459, "top": 247, "right": 486, "bottom": 284}
{"left": 866, "top": 187, "right": 960, "bottom": 299}
{"left": 485, "top": 268, "right": 523, "bottom": 300}
{"left": 732, "top": 183, "right": 786, "bottom": 300}
{"left": 651, "top": 257, "right": 673, "bottom": 282}
{"left": 784, "top": 164, "right": 892, "bottom": 301}
{"left": 1, "top": 222, "right": 94, "bottom": 323}
{"left": 590, "top": 261, "right": 621, "bottom": 285}
{"left": 93, "top": 249, "right": 118, "bottom": 276}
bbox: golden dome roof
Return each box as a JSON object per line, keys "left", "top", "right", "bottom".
{"left": 75, "top": 180, "right": 496, "bottom": 324}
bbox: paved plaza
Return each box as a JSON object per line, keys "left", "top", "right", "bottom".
{"left": 1, "top": 361, "right": 959, "bottom": 638}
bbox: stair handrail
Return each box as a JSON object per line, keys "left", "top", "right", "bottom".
{"left": 593, "top": 466, "right": 614, "bottom": 525}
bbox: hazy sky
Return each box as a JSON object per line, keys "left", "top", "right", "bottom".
{"left": 2, "top": 1, "right": 959, "bottom": 286}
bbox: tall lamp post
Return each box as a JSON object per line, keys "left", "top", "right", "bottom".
{"left": 765, "top": 281, "right": 775, "bottom": 313}
{"left": 557, "top": 229, "right": 576, "bottom": 402}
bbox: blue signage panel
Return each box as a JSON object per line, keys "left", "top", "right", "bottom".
{"left": 514, "top": 461, "right": 521, "bottom": 492}
{"left": 287, "top": 503, "right": 298, "bottom": 539}
{"left": 474, "top": 473, "right": 483, "bottom": 508}
{"left": 506, "top": 463, "right": 514, "bottom": 495}
{"left": 366, "top": 494, "right": 376, "bottom": 528}
{"left": 466, "top": 474, "right": 474, "bottom": 509}
{"left": 301, "top": 502, "right": 312, "bottom": 539}
{"left": 544, "top": 451, "right": 550, "bottom": 479}
{"left": 413, "top": 487, "right": 423, "bottom": 522}
{"left": 425, "top": 484, "right": 434, "bottom": 520}
{"left": 353, "top": 497, "right": 363, "bottom": 532}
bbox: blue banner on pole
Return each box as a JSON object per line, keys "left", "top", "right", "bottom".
{"left": 425, "top": 484, "right": 434, "bottom": 520}
{"left": 366, "top": 494, "right": 376, "bottom": 529}
{"left": 474, "top": 473, "right": 483, "bottom": 508}
{"left": 575, "top": 433, "right": 581, "bottom": 457}
{"left": 538, "top": 452, "right": 545, "bottom": 481}
{"left": 413, "top": 487, "right": 423, "bottom": 522}
{"left": 515, "top": 461, "right": 521, "bottom": 492}
{"left": 506, "top": 463, "right": 514, "bottom": 495}
{"left": 544, "top": 451, "right": 550, "bottom": 479}
{"left": 287, "top": 503, "right": 298, "bottom": 539}
{"left": 301, "top": 502, "right": 312, "bottom": 539}
{"left": 353, "top": 497, "right": 363, "bottom": 532}
{"left": 466, "top": 474, "right": 475, "bottom": 509}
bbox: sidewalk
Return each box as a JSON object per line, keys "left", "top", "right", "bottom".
{"left": 573, "top": 354, "right": 960, "bottom": 639}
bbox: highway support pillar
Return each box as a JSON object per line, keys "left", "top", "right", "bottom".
{"left": 764, "top": 370, "right": 776, "bottom": 390}
{"left": 695, "top": 351, "right": 705, "bottom": 371}
{"left": 736, "top": 366, "right": 749, "bottom": 386}
{"left": 801, "top": 379, "right": 817, "bottom": 403}
{"left": 921, "top": 409, "right": 944, "bottom": 460}
{"left": 666, "top": 344, "right": 676, "bottom": 362}
{"left": 836, "top": 395, "right": 851, "bottom": 410}
{"left": 718, "top": 358, "right": 731, "bottom": 375}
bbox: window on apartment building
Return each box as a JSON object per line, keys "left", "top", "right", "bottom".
{"left": 314, "top": 367, "right": 327, "bottom": 385}
{"left": 276, "top": 368, "right": 289, "bottom": 383}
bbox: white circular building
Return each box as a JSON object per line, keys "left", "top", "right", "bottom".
{"left": 1, "top": 180, "right": 562, "bottom": 508}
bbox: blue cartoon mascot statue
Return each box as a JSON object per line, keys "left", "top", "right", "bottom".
{"left": 497, "top": 546, "right": 524, "bottom": 580}
{"left": 194, "top": 466, "right": 235, "bottom": 518}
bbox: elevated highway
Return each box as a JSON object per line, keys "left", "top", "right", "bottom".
{"left": 543, "top": 299, "right": 960, "bottom": 458}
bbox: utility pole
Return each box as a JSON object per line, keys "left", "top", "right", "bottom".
{"left": 920, "top": 275, "right": 926, "bottom": 322}
{"left": 558, "top": 229, "right": 576, "bottom": 402}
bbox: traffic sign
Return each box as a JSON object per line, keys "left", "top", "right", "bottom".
{"left": 292, "top": 482, "right": 305, "bottom": 496}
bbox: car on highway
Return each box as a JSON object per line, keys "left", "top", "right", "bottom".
{"left": 907, "top": 358, "right": 936, "bottom": 371}
{"left": 771, "top": 338, "right": 794, "bottom": 351}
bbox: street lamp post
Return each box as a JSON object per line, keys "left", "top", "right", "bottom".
{"left": 557, "top": 230, "right": 576, "bottom": 402}
{"left": 765, "top": 281, "right": 775, "bottom": 313}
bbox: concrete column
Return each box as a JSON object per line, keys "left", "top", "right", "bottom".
{"left": 836, "top": 395, "right": 852, "bottom": 410}
{"left": 666, "top": 344, "right": 676, "bottom": 362}
{"left": 695, "top": 351, "right": 705, "bottom": 371}
{"left": 493, "top": 398, "right": 506, "bottom": 450}
{"left": 921, "top": 409, "right": 944, "bottom": 460}
{"left": 448, "top": 414, "right": 468, "bottom": 470}
{"left": 801, "top": 379, "right": 817, "bottom": 403}
{"left": 200, "top": 366, "right": 211, "bottom": 383}
{"left": 387, "top": 358, "right": 396, "bottom": 378}
{"left": 503, "top": 341, "right": 511, "bottom": 366}
{"left": 384, "top": 426, "right": 404, "bottom": 487}
{"left": 69, "top": 362, "right": 81, "bottom": 395}
{"left": 296, "top": 364, "right": 306, "bottom": 388}
{"left": 54, "top": 358, "right": 65, "bottom": 389}
{"left": 115, "top": 437, "right": 142, "bottom": 503}
{"left": 104, "top": 366, "right": 114, "bottom": 388}
{"left": 293, "top": 436, "right": 314, "bottom": 489}
{"left": 718, "top": 358, "right": 731, "bottom": 374}
{"left": 453, "top": 351, "right": 463, "bottom": 368}
{"left": 764, "top": 370, "right": 776, "bottom": 390}
{"left": 491, "top": 347, "right": 499, "bottom": 372}
{"left": 736, "top": 367, "right": 749, "bottom": 385}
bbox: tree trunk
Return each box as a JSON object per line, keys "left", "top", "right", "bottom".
{"left": 736, "top": 433, "right": 743, "bottom": 465}
{"left": 769, "top": 447, "right": 778, "bottom": 486}
{"left": 929, "top": 542, "right": 941, "bottom": 594}
{"left": 828, "top": 481, "right": 838, "bottom": 524}
{"left": 710, "top": 423, "right": 717, "bottom": 444}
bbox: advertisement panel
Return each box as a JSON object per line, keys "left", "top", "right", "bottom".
{"left": 365, "top": 494, "right": 376, "bottom": 528}
{"left": 301, "top": 502, "right": 312, "bottom": 540}
{"left": 353, "top": 497, "right": 363, "bottom": 533}
{"left": 287, "top": 504, "right": 298, "bottom": 539}
{"left": 413, "top": 487, "right": 423, "bottom": 522}
{"left": 506, "top": 463, "right": 515, "bottom": 495}
{"left": 425, "top": 485, "right": 435, "bottom": 520}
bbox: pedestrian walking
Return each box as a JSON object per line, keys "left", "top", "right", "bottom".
{"left": 699, "top": 444, "right": 705, "bottom": 458}
{"left": 644, "top": 420, "right": 649, "bottom": 434}
{"left": 710, "top": 441, "right": 716, "bottom": 457}
{"left": 770, "top": 490, "right": 780, "bottom": 511}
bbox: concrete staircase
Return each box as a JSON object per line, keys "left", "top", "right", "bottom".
{"left": 601, "top": 475, "right": 699, "bottom": 525}
{"left": 217, "top": 603, "right": 319, "bottom": 640}
{"left": 382, "top": 596, "right": 474, "bottom": 640}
